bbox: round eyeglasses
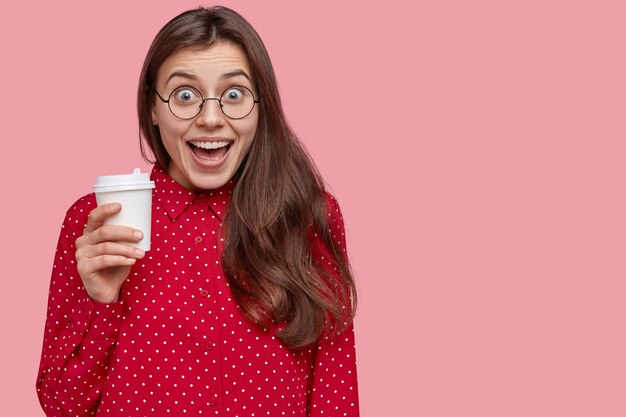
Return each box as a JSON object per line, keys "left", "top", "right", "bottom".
{"left": 154, "top": 85, "right": 259, "bottom": 120}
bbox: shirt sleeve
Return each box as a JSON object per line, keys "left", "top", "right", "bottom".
{"left": 36, "top": 195, "right": 125, "bottom": 417}
{"left": 307, "top": 194, "right": 360, "bottom": 416}
{"left": 308, "top": 323, "right": 360, "bottom": 416}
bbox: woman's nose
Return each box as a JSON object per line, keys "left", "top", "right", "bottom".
{"left": 196, "top": 98, "right": 224, "bottom": 127}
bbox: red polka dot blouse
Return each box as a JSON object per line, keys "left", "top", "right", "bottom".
{"left": 37, "top": 165, "right": 359, "bottom": 416}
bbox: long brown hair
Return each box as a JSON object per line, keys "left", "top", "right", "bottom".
{"left": 137, "top": 6, "right": 356, "bottom": 349}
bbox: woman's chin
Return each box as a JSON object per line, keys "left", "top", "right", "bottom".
{"left": 186, "top": 169, "right": 235, "bottom": 192}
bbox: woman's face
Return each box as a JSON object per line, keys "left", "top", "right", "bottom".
{"left": 152, "top": 42, "right": 259, "bottom": 192}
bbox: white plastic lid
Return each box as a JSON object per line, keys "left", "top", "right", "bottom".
{"left": 93, "top": 168, "right": 156, "bottom": 193}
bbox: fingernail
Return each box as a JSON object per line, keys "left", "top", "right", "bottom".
{"left": 135, "top": 248, "right": 145, "bottom": 257}
{"left": 112, "top": 203, "right": 122, "bottom": 211}
{"left": 127, "top": 258, "right": 136, "bottom": 265}
{"left": 134, "top": 231, "right": 144, "bottom": 240}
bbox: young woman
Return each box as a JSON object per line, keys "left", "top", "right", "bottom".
{"left": 37, "top": 6, "right": 358, "bottom": 417}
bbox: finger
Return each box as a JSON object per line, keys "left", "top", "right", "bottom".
{"left": 83, "top": 203, "right": 122, "bottom": 234}
{"left": 77, "top": 254, "right": 137, "bottom": 278}
{"left": 76, "top": 241, "right": 145, "bottom": 262}
{"left": 78, "top": 224, "right": 143, "bottom": 248}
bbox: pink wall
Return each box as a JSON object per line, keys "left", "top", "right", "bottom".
{"left": 1, "top": 0, "right": 625, "bottom": 415}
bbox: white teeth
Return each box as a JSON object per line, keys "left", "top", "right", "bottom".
{"left": 190, "top": 141, "right": 230, "bottom": 150}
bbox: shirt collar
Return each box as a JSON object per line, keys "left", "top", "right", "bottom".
{"left": 150, "top": 165, "right": 235, "bottom": 221}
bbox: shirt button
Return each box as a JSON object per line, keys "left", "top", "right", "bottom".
{"left": 200, "top": 289, "right": 209, "bottom": 297}
{"left": 205, "top": 343, "right": 215, "bottom": 351}
{"left": 194, "top": 236, "right": 203, "bottom": 243}
{"left": 208, "top": 398, "right": 217, "bottom": 406}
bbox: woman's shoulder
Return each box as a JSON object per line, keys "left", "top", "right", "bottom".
{"left": 66, "top": 193, "right": 97, "bottom": 214}
{"left": 61, "top": 193, "right": 97, "bottom": 228}
{"left": 323, "top": 191, "right": 345, "bottom": 223}
{"left": 322, "top": 191, "right": 347, "bottom": 251}
{"left": 323, "top": 191, "right": 342, "bottom": 214}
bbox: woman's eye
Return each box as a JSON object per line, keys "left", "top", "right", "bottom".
{"left": 223, "top": 87, "right": 244, "bottom": 102}
{"left": 173, "top": 88, "right": 199, "bottom": 103}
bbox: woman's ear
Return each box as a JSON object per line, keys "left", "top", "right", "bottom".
{"left": 151, "top": 108, "right": 159, "bottom": 126}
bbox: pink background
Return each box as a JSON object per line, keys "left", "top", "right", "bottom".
{"left": 1, "top": 0, "right": 625, "bottom": 415}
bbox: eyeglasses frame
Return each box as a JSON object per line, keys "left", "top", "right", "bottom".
{"left": 154, "top": 85, "right": 260, "bottom": 120}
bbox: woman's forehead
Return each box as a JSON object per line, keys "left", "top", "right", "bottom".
{"left": 160, "top": 42, "right": 252, "bottom": 80}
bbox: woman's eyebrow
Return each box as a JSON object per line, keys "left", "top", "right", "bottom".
{"left": 164, "top": 69, "right": 251, "bottom": 87}
{"left": 165, "top": 71, "right": 199, "bottom": 86}
{"left": 221, "top": 69, "right": 251, "bottom": 81}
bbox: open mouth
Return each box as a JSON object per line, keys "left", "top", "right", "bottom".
{"left": 188, "top": 140, "right": 233, "bottom": 163}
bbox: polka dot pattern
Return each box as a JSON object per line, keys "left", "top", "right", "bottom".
{"left": 37, "top": 165, "right": 359, "bottom": 416}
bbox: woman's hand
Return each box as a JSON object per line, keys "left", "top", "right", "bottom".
{"left": 75, "top": 203, "right": 145, "bottom": 303}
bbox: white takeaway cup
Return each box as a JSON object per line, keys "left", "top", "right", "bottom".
{"left": 93, "top": 168, "right": 156, "bottom": 251}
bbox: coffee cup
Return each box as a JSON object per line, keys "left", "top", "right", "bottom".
{"left": 93, "top": 168, "right": 156, "bottom": 251}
